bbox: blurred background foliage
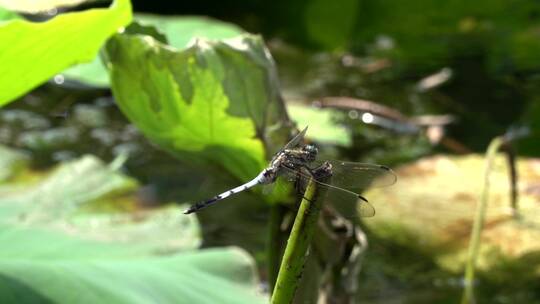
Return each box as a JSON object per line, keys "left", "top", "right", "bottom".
{"left": 1, "top": 0, "right": 540, "bottom": 303}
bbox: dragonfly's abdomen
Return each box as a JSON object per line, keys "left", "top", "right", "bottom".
{"left": 259, "top": 168, "right": 278, "bottom": 184}
{"left": 184, "top": 173, "right": 264, "bottom": 214}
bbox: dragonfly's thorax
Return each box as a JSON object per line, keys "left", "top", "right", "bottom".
{"left": 282, "top": 144, "right": 318, "bottom": 166}
{"left": 264, "top": 144, "right": 319, "bottom": 179}
{"left": 259, "top": 144, "right": 320, "bottom": 185}
{"left": 259, "top": 153, "right": 287, "bottom": 184}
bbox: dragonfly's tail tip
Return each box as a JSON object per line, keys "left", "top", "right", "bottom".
{"left": 379, "top": 165, "right": 391, "bottom": 171}
{"left": 358, "top": 195, "right": 369, "bottom": 202}
{"left": 183, "top": 207, "right": 194, "bottom": 215}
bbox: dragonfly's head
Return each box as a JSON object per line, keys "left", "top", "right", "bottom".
{"left": 302, "top": 144, "right": 318, "bottom": 162}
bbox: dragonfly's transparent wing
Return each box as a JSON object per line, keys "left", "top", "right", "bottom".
{"left": 283, "top": 126, "right": 308, "bottom": 150}
{"left": 325, "top": 186, "right": 376, "bottom": 217}
{"left": 277, "top": 165, "right": 376, "bottom": 217}
{"left": 269, "top": 127, "right": 309, "bottom": 163}
{"left": 273, "top": 166, "right": 305, "bottom": 197}
{"left": 312, "top": 160, "right": 397, "bottom": 191}
{"left": 262, "top": 183, "right": 275, "bottom": 195}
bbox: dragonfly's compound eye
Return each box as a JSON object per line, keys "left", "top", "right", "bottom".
{"left": 302, "top": 144, "right": 318, "bottom": 162}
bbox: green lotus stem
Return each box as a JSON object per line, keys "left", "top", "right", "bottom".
{"left": 270, "top": 178, "right": 322, "bottom": 304}
{"left": 461, "top": 136, "right": 504, "bottom": 304}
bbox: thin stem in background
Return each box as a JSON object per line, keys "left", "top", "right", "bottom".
{"left": 461, "top": 137, "right": 504, "bottom": 304}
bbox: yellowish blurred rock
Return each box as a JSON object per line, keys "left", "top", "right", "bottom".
{"left": 364, "top": 154, "right": 540, "bottom": 274}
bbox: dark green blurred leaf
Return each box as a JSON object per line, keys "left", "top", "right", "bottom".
{"left": 124, "top": 20, "right": 168, "bottom": 43}
{"left": 350, "top": 0, "right": 540, "bottom": 72}
{"left": 0, "top": 0, "right": 132, "bottom": 106}
{"left": 304, "top": 0, "right": 358, "bottom": 49}
{"left": 517, "top": 97, "right": 540, "bottom": 154}
{"left": 505, "top": 30, "right": 540, "bottom": 70}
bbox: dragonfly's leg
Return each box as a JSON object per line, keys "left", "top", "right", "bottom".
{"left": 310, "top": 161, "right": 333, "bottom": 180}
{"left": 297, "top": 162, "right": 333, "bottom": 202}
{"left": 293, "top": 171, "right": 304, "bottom": 195}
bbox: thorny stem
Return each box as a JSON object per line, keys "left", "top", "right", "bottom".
{"left": 461, "top": 137, "right": 504, "bottom": 304}
{"left": 270, "top": 178, "right": 324, "bottom": 304}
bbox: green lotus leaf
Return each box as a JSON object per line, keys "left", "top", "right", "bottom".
{"left": 0, "top": 0, "right": 132, "bottom": 106}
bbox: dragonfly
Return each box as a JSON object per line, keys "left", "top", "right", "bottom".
{"left": 183, "top": 126, "right": 396, "bottom": 216}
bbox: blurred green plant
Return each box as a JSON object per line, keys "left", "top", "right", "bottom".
{"left": 266, "top": 0, "right": 540, "bottom": 78}
{"left": 461, "top": 137, "right": 504, "bottom": 304}
{"left": 0, "top": 0, "right": 132, "bottom": 106}
{"left": 0, "top": 150, "right": 266, "bottom": 303}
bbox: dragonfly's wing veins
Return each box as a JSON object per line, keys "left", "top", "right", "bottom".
{"left": 283, "top": 126, "right": 308, "bottom": 150}
{"left": 277, "top": 165, "right": 376, "bottom": 217}
{"left": 324, "top": 186, "right": 376, "bottom": 217}
{"left": 357, "top": 195, "right": 376, "bottom": 217}
{"left": 261, "top": 183, "right": 275, "bottom": 195}
{"left": 314, "top": 160, "right": 397, "bottom": 191}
